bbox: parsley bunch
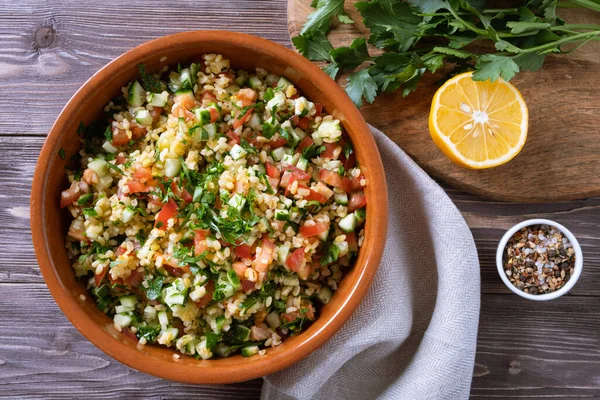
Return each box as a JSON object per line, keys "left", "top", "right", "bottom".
{"left": 293, "top": 0, "right": 600, "bottom": 107}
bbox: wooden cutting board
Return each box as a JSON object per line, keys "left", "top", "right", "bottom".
{"left": 288, "top": 1, "right": 600, "bottom": 202}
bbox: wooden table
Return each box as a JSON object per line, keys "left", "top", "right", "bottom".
{"left": 1, "top": 1, "right": 598, "bottom": 398}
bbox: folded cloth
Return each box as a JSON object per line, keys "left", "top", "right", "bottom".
{"left": 261, "top": 126, "right": 480, "bottom": 400}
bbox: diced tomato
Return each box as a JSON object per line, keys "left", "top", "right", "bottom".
{"left": 241, "top": 279, "right": 255, "bottom": 292}
{"left": 321, "top": 143, "right": 339, "bottom": 159}
{"left": 349, "top": 174, "right": 365, "bottom": 191}
{"left": 235, "top": 244, "right": 252, "bottom": 259}
{"left": 60, "top": 185, "right": 81, "bottom": 208}
{"left": 133, "top": 167, "right": 152, "bottom": 181}
{"left": 236, "top": 88, "right": 257, "bottom": 107}
{"left": 279, "top": 170, "right": 292, "bottom": 188}
{"left": 150, "top": 107, "right": 163, "bottom": 124}
{"left": 201, "top": 91, "right": 217, "bottom": 103}
{"left": 284, "top": 165, "right": 311, "bottom": 180}
{"left": 285, "top": 247, "right": 305, "bottom": 272}
{"left": 265, "top": 162, "right": 281, "bottom": 179}
{"left": 226, "top": 130, "right": 241, "bottom": 145}
{"left": 126, "top": 269, "right": 144, "bottom": 288}
{"left": 195, "top": 280, "right": 214, "bottom": 307}
{"left": 221, "top": 71, "right": 235, "bottom": 83}
{"left": 282, "top": 311, "right": 299, "bottom": 322}
{"left": 269, "top": 137, "right": 288, "bottom": 149}
{"left": 299, "top": 221, "right": 329, "bottom": 237}
{"left": 233, "top": 261, "right": 247, "bottom": 278}
{"left": 342, "top": 177, "right": 353, "bottom": 194}
{"left": 268, "top": 176, "right": 280, "bottom": 188}
{"left": 172, "top": 103, "right": 196, "bottom": 121}
{"left": 115, "top": 245, "right": 127, "bottom": 256}
{"left": 290, "top": 115, "right": 299, "bottom": 127}
{"left": 154, "top": 198, "right": 177, "bottom": 230}
{"left": 130, "top": 123, "right": 147, "bottom": 140}
{"left": 94, "top": 266, "right": 108, "bottom": 287}
{"left": 174, "top": 92, "right": 196, "bottom": 110}
{"left": 298, "top": 117, "right": 310, "bottom": 131}
{"left": 319, "top": 169, "right": 344, "bottom": 189}
{"left": 314, "top": 103, "right": 323, "bottom": 117}
{"left": 126, "top": 179, "right": 150, "bottom": 194}
{"left": 234, "top": 179, "right": 247, "bottom": 195}
{"left": 296, "top": 137, "right": 314, "bottom": 154}
{"left": 208, "top": 107, "right": 220, "bottom": 123}
{"left": 163, "top": 265, "right": 184, "bottom": 277}
{"left": 108, "top": 273, "right": 124, "bottom": 285}
{"left": 112, "top": 128, "right": 129, "bottom": 146}
{"left": 304, "top": 187, "right": 327, "bottom": 203}
{"left": 346, "top": 232, "right": 358, "bottom": 252}
{"left": 233, "top": 108, "right": 253, "bottom": 129}
{"left": 116, "top": 155, "right": 126, "bottom": 165}
{"left": 348, "top": 191, "right": 367, "bottom": 212}
{"left": 344, "top": 150, "right": 356, "bottom": 170}
{"left": 194, "top": 229, "right": 209, "bottom": 256}
{"left": 171, "top": 181, "right": 193, "bottom": 203}
{"left": 255, "top": 238, "right": 275, "bottom": 272}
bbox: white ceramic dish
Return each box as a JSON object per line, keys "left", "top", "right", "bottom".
{"left": 496, "top": 218, "right": 583, "bottom": 301}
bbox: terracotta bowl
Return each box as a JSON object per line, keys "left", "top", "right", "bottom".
{"left": 30, "top": 31, "right": 388, "bottom": 384}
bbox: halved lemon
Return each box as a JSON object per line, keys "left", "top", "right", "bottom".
{"left": 429, "top": 71, "right": 528, "bottom": 169}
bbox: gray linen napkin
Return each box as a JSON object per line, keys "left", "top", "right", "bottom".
{"left": 261, "top": 126, "right": 481, "bottom": 400}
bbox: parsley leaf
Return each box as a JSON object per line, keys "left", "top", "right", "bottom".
{"left": 345, "top": 69, "right": 377, "bottom": 108}
{"left": 58, "top": 148, "right": 66, "bottom": 160}
{"left": 330, "top": 38, "right": 370, "bottom": 70}
{"left": 145, "top": 276, "right": 164, "bottom": 300}
{"left": 300, "top": 0, "right": 347, "bottom": 37}
{"left": 292, "top": 33, "right": 334, "bottom": 62}
{"left": 473, "top": 54, "right": 520, "bottom": 82}
{"left": 137, "top": 64, "right": 162, "bottom": 92}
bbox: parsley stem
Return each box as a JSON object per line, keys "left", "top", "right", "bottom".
{"left": 565, "top": 0, "right": 600, "bottom": 13}
{"left": 552, "top": 23, "right": 600, "bottom": 31}
{"left": 445, "top": 7, "right": 489, "bottom": 37}
{"left": 519, "top": 30, "right": 600, "bottom": 54}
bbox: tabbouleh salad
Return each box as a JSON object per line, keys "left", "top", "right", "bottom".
{"left": 61, "top": 54, "right": 367, "bottom": 359}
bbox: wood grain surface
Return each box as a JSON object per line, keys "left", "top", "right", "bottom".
{"left": 288, "top": 0, "right": 600, "bottom": 202}
{"left": 0, "top": 0, "right": 599, "bottom": 398}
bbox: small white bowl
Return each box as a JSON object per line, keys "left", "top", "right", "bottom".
{"left": 496, "top": 218, "right": 583, "bottom": 301}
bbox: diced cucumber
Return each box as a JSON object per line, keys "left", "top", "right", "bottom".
{"left": 334, "top": 192, "right": 348, "bottom": 205}
{"left": 296, "top": 157, "right": 308, "bottom": 171}
{"left": 313, "top": 120, "right": 342, "bottom": 144}
{"left": 88, "top": 158, "right": 109, "bottom": 177}
{"left": 180, "top": 68, "right": 192, "bottom": 88}
{"left": 128, "top": 81, "right": 146, "bottom": 107}
{"left": 354, "top": 208, "right": 366, "bottom": 224}
{"left": 135, "top": 110, "right": 153, "bottom": 126}
{"left": 266, "top": 312, "right": 281, "bottom": 329}
{"left": 230, "top": 144, "right": 247, "bottom": 160}
{"left": 119, "top": 295, "right": 138, "bottom": 308}
{"left": 122, "top": 206, "right": 135, "bottom": 223}
{"left": 241, "top": 345, "right": 259, "bottom": 357}
{"left": 271, "top": 147, "right": 289, "bottom": 162}
{"left": 283, "top": 274, "right": 299, "bottom": 287}
{"left": 143, "top": 305, "right": 157, "bottom": 321}
{"left": 148, "top": 92, "right": 168, "bottom": 107}
{"left": 293, "top": 127, "right": 307, "bottom": 140}
{"left": 114, "top": 313, "right": 133, "bottom": 329}
{"left": 164, "top": 158, "right": 181, "bottom": 178}
{"left": 204, "top": 123, "right": 217, "bottom": 138}
{"left": 339, "top": 213, "right": 358, "bottom": 233}
{"left": 228, "top": 193, "right": 246, "bottom": 212}
{"left": 214, "top": 342, "right": 234, "bottom": 358}
{"left": 234, "top": 75, "right": 246, "bottom": 86}
{"left": 281, "top": 154, "right": 294, "bottom": 166}
{"left": 195, "top": 108, "right": 211, "bottom": 125}
{"left": 248, "top": 75, "right": 262, "bottom": 89}
{"left": 164, "top": 326, "right": 179, "bottom": 341}
{"left": 115, "top": 305, "right": 134, "bottom": 314}
{"left": 277, "top": 243, "right": 290, "bottom": 267}
{"left": 275, "top": 209, "right": 290, "bottom": 221}
{"left": 188, "top": 285, "right": 207, "bottom": 302}
{"left": 196, "top": 338, "right": 213, "bottom": 359}
{"left": 230, "top": 325, "right": 251, "bottom": 342}
{"left": 102, "top": 140, "right": 118, "bottom": 154}
{"left": 337, "top": 240, "right": 349, "bottom": 256}
{"left": 157, "top": 311, "right": 169, "bottom": 327}
{"left": 248, "top": 113, "right": 262, "bottom": 130}
{"left": 165, "top": 293, "right": 186, "bottom": 307}
{"left": 266, "top": 92, "right": 286, "bottom": 110}
{"left": 277, "top": 77, "right": 293, "bottom": 91}
{"left": 189, "top": 63, "right": 200, "bottom": 86}
{"left": 178, "top": 117, "right": 188, "bottom": 136}
{"left": 317, "top": 286, "right": 333, "bottom": 304}
{"left": 317, "top": 229, "right": 329, "bottom": 242}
